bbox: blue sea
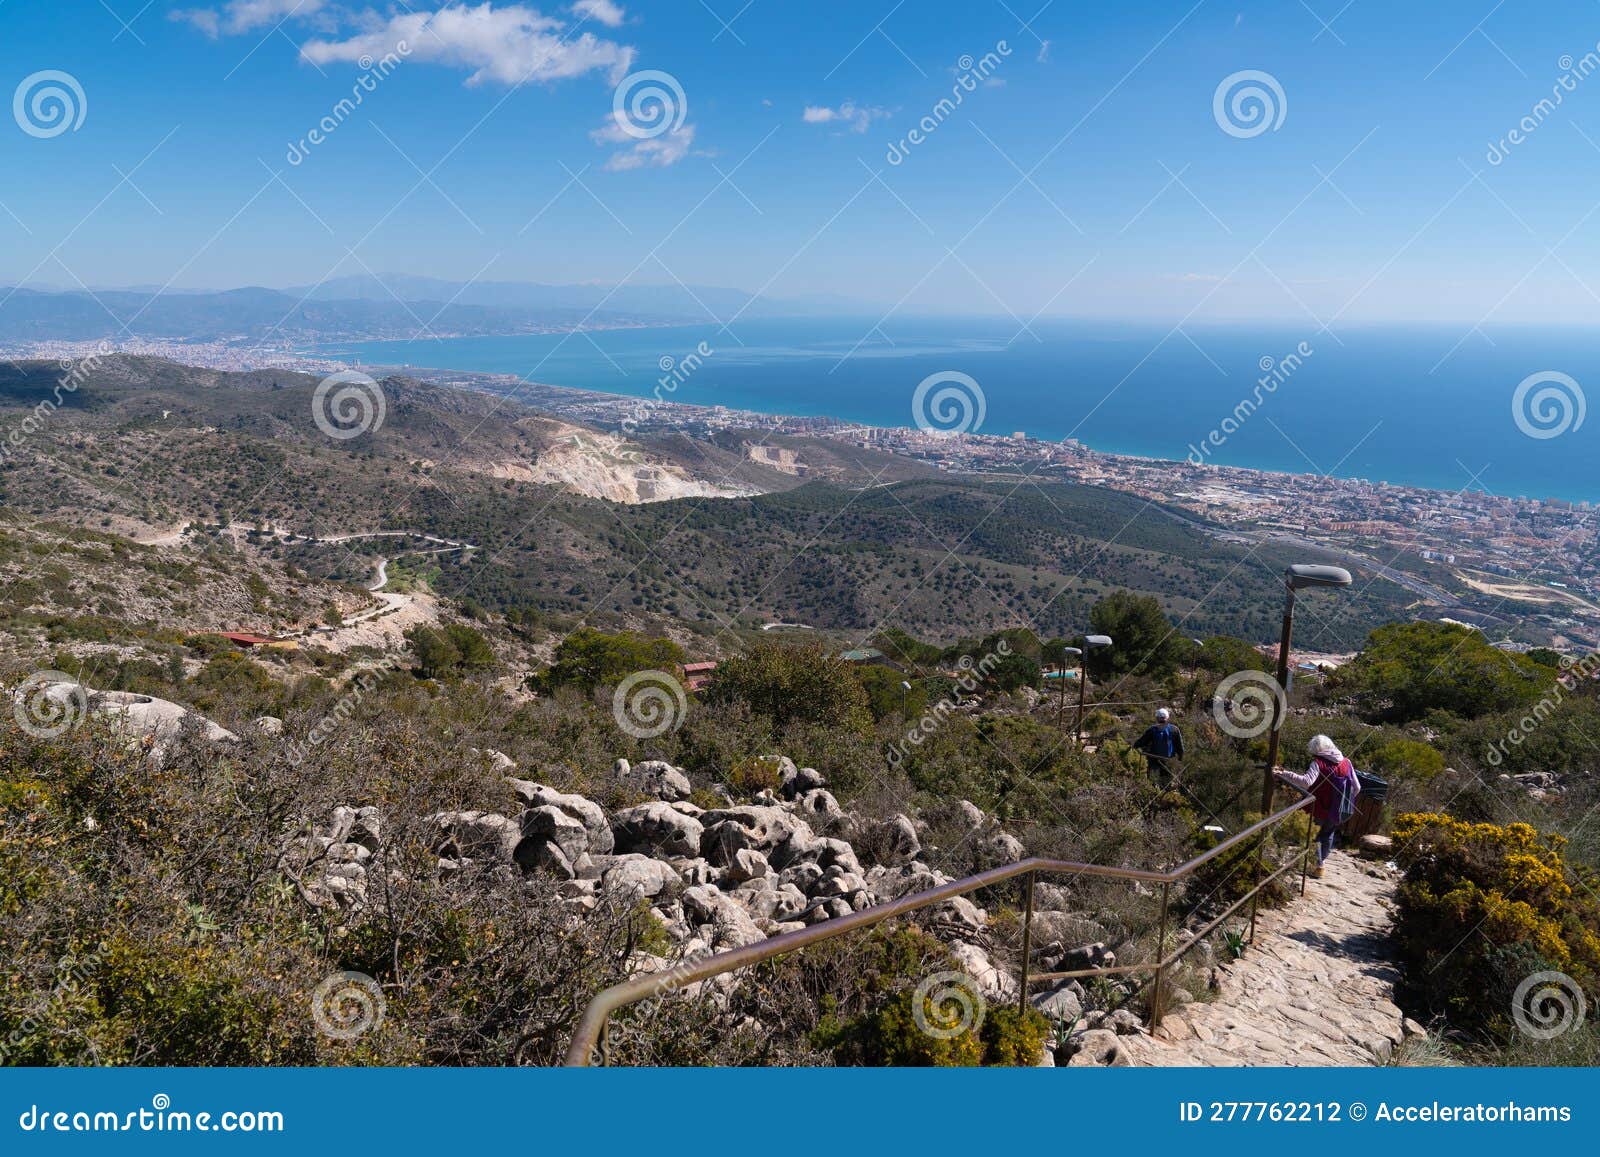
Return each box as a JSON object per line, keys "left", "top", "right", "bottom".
{"left": 318, "top": 316, "right": 1599, "bottom": 504}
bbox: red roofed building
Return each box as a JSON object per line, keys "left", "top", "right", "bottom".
{"left": 681, "top": 661, "right": 718, "bottom": 692}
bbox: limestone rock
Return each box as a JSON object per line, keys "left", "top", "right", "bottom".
{"left": 1357, "top": 833, "right": 1394, "bottom": 858}
{"left": 611, "top": 801, "right": 704, "bottom": 859}
{"left": 1033, "top": 981, "right": 1083, "bottom": 1024}
{"left": 428, "top": 811, "right": 520, "bottom": 863}
{"left": 508, "top": 780, "right": 614, "bottom": 854}
{"left": 779, "top": 763, "right": 826, "bottom": 800}
{"left": 600, "top": 855, "right": 680, "bottom": 901}
{"left": 864, "top": 813, "right": 921, "bottom": 866}
{"left": 621, "top": 759, "right": 693, "bottom": 802}
{"left": 723, "top": 847, "right": 771, "bottom": 885}
{"left": 520, "top": 805, "right": 590, "bottom": 863}
{"left": 701, "top": 806, "right": 812, "bottom": 865}
{"left": 681, "top": 884, "right": 767, "bottom": 949}
{"left": 948, "top": 941, "right": 1016, "bottom": 1002}
{"left": 1066, "top": 1028, "right": 1132, "bottom": 1066}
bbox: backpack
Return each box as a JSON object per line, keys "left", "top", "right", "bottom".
{"left": 1320, "top": 758, "right": 1358, "bottom": 825}
{"left": 1146, "top": 724, "right": 1177, "bottom": 758}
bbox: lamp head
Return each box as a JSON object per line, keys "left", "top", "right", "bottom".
{"left": 1084, "top": 634, "right": 1113, "bottom": 649}
{"left": 1286, "top": 564, "right": 1353, "bottom": 591}
{"left": 1061, "top": 646, "right": 1083, "bottom": 657}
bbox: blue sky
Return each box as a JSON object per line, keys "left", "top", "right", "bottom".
{"left": 5, "top": 0, "right": 1600, "bottom": 322}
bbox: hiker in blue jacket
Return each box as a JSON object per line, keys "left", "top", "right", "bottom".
{"left": 1133, "top": 707, "right": 1184, "bottom": 787}
{"left": 1276, "top": 734, "right": 1361, "bottom": 878}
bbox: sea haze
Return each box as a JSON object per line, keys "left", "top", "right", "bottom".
{"left": 319, "top": 317, "right": 1600, "bottom": 504}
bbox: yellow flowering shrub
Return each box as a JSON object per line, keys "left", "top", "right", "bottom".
{"left": 1391, "top": 812, "right": 1600, "bottom": 1038}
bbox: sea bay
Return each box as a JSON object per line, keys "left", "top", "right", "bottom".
{"left": 320, "top": 316, "right": 1600, "bottom": 504}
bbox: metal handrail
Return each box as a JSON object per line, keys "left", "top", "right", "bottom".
{"left": 563, "top": 786, "right": 1315, "bottom": 1065}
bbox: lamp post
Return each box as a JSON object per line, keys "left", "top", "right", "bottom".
{"left": 1056, "top": 646, "right": 1081, "bottom": 731}
{"left": 1077, "top": 635, "right": 1113, "bottom": 744}
{"left": 1259, "top": 564, "right": 1353, "bottom": 814}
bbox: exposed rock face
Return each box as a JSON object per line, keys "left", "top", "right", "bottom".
{"left": 618, "top": 759, "right": 694, "bottom": 802}
{"left": 612, "top": 802, "right": 704, "bottom": 859}
{"left": 1064, "top": 1028, "right": 1131, "bottom": 1066}
{"left": 295, "top": 754, "right": 1061, "bottom": 1044}
{"left": 700, "top": 806, "right": 810, "bottom": 865}
{"left": 21, "top": 681, "right": 237, "bottom": 765}
{"left": 864, "top": 814, "right": 921, "bottom": 866}
{"left": 429, "top": 811, "right": 521, "bottom": 863}
{"left": 681, "top": 884, "right": 766, "bottom": 949}
{"left": 600, "top": 855, "right": 680, "bottom": 901}
{"left": 778, "top": 763, "right": 826, "bottom": 800}
{"left": 509, "top": 780, "right": 614, "bottom": 854}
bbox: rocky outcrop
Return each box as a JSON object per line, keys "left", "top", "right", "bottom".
{"left": 18, "top": 680, "right": 237, "bottom": 766}
{"left": 615, "top": 758, "right": 693, "bottom": 802}
{"left": 612, "top": 802, "right": 704, "bottom": 859}
{"left": 294, "top": 753, "right": 1031, "bottom": 1022}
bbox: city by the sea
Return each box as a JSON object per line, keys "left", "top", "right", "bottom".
{"left": 318, "top": 316, "right": 1599, "bottom": 504}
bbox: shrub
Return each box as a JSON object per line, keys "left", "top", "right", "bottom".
{"left": 1390, "top": 812, "right": 1600, "bottom": 1040}
{"left": 705, "top": 642, "right": 871, "bottom": 736}
{"left": 537, "top": 628, "right": 685, "bottom": 691}
{"left": 1332, "top": 622, "right": 1548, "bottom": 723}
{"left": 725, "top": 754, "right": 784, "bottom": 797}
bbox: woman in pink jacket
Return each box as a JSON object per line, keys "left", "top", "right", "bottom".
{"left": 1276, "top": 734, "right": 1360, "bottom": 878}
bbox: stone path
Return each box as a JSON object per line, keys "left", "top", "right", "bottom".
{"left": 1120, "top": 851, "right": 1420, "bottom": 1066}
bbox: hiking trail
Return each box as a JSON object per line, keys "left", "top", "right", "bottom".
{"left": 1120, "top": 851, "right": 1422, "bottom": 1066}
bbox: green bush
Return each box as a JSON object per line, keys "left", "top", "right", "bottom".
{"left": 1391, "top": 813, "right": 1600, "bottom": 1041}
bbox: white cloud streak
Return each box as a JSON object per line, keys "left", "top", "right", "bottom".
{"left": 300, "top": 3, "right": 635, "bottom": 86}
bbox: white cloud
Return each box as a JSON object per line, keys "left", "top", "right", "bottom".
{"left": 570, "top": 0, "right": 625, "bottom": 26}
{"left": 591, "top": 111, "right": 695, "bottom": 170}
{"left": 1037, "top": 39, "right": 1052, "bottom": 63}
{"left": 300, "top": 3, "right": 635, "bottom": 86}
{"left": 171, "top": 0, "right": 329, "bottom": 38}
{"left": 801, "top": 100, "right": 889, "bottom": 133}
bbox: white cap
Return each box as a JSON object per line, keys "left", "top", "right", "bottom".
{"left": 1156, "top": 707, "right": 1170, "bottom": 721}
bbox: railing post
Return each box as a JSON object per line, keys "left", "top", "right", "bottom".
{"left": 1301, "top": 808, "right": 1313, "bottom": 897}
{"left": 1151, "top": 880, "right": 1170, "bottom": 1029}
{"left": 1017, "top": 870, "right": 1035, "bottom": 1015}
{"left": 1248, "top": 833, "right": 1264, "bottom": 944}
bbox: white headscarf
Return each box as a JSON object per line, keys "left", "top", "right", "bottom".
{"left": 1308, "top": 734, "right": 1344, "bottom": 763}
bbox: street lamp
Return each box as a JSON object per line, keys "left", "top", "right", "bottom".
{"left": 1056, "top": 646, "right": 1081, "bottom": 731}
{"left": 1077, "top": 634, "right": 1113, "bottom": 744}
{"left": 1259, "top": 564, "right": 1353, "bottom": 814}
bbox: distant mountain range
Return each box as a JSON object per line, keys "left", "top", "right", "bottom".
{"left": 288, "top": 274, "right": 865, "bottom": 319}
{"left": 0, "top": 277, "right": 871, "bottom": 343}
